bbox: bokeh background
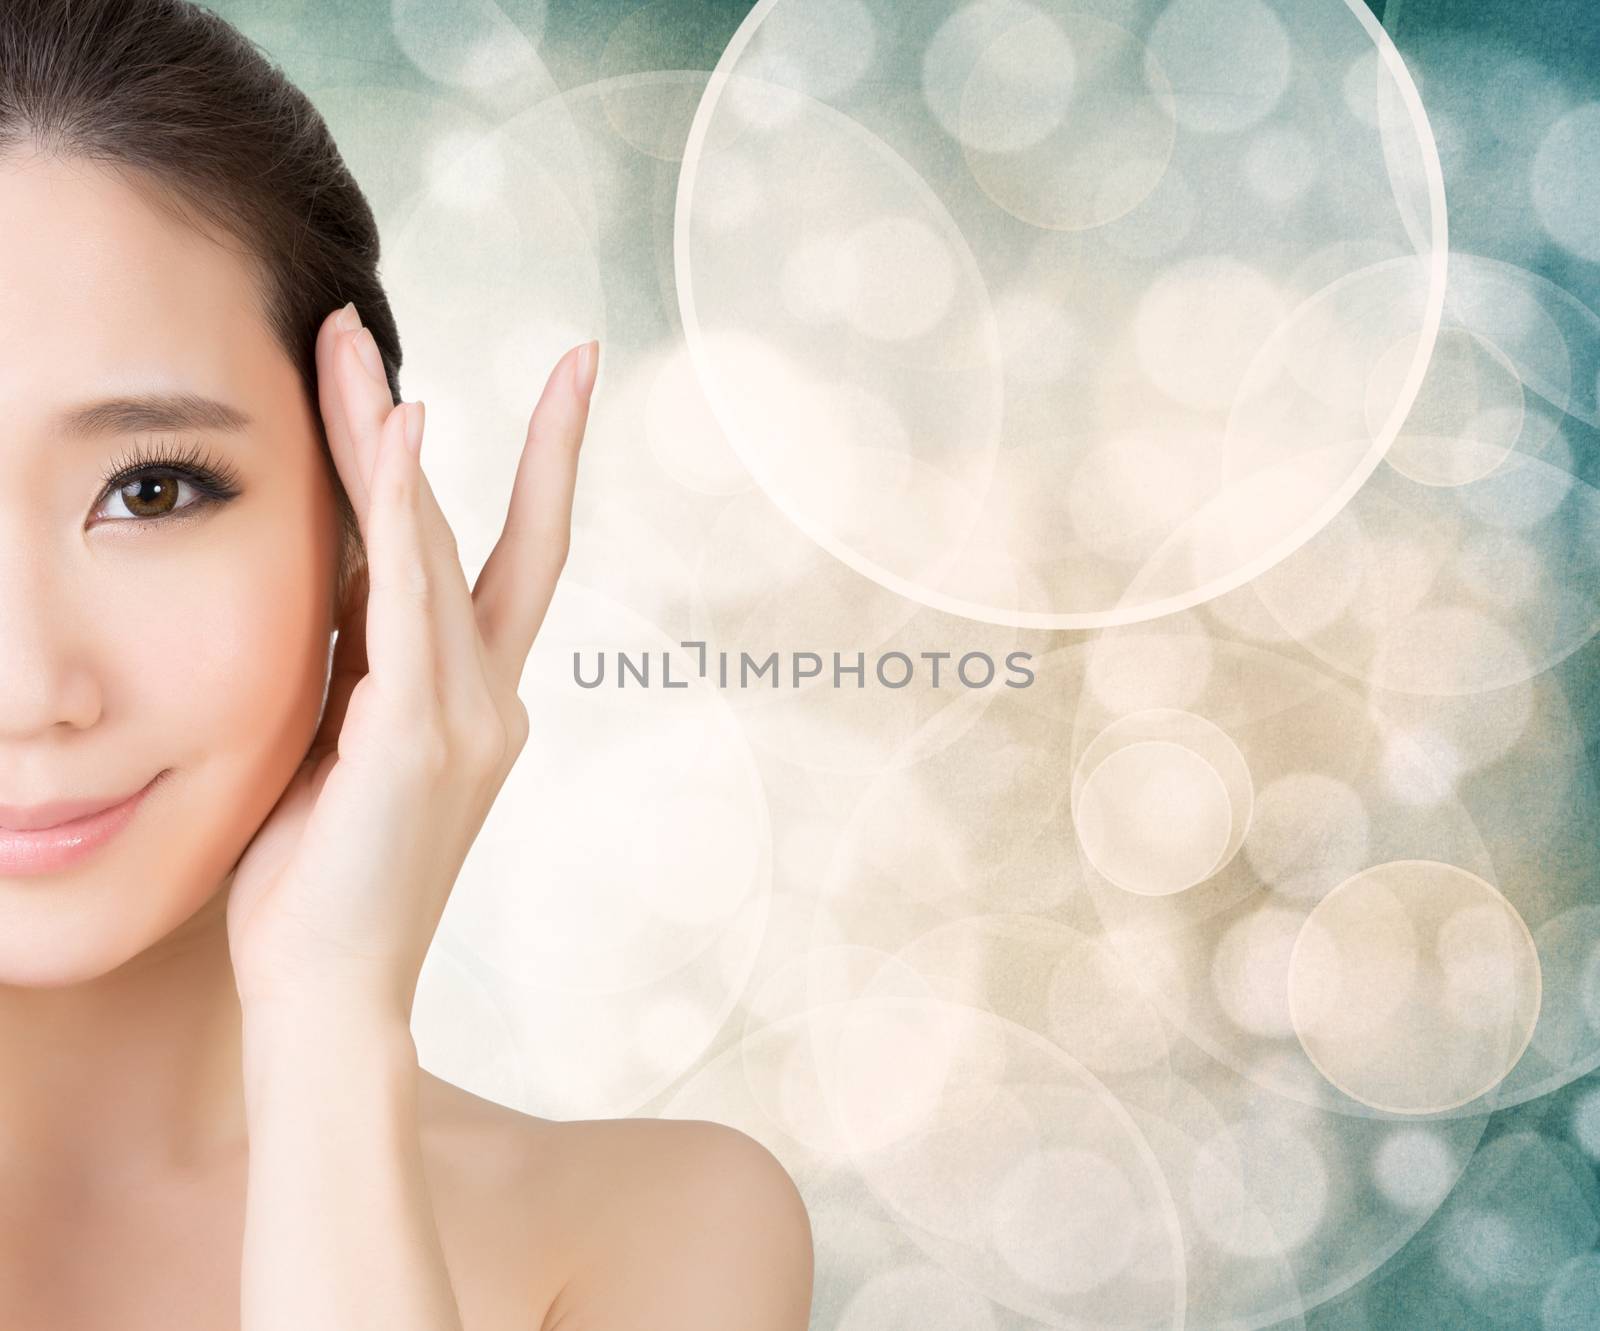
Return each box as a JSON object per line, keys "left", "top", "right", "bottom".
{"left": 205, "top": 0, "right": 1600, "bottom": 1325}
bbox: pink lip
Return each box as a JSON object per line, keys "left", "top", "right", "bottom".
{"left": 0, "top": 774, "right": 162, "bottom": 876}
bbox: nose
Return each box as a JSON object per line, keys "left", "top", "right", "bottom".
{"left": 0, "top": 538, "right": 102, "bottom": 738}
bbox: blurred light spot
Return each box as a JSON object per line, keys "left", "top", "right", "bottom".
{"left": 1288, "top": 859, "right": 1541, "bottom": 1112}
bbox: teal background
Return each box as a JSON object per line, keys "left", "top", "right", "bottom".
{"left": 199, "top": 1, "right": 1600, "bottom": 1327}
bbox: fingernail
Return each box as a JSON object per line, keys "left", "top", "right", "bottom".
{"left": 572, "top": 339, "right": 600, "bottom": 402}
{"left": 354, "top": 327, "right": 386, "bottom": 385}
{"left": 334, "top": 301, "right": 361, "bottom": 332}
{"left": 404, "top": 401, "right": 425, "bottom": 456}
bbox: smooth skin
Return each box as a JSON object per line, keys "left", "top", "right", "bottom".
{"left": 0, "top": 149, "right": 813, "bottom": 1329}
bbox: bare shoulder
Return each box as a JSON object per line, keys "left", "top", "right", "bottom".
{"left": 412, "top": 1070, "right": 574, "bottom": 1329}
{"left": 414, "top": 1070, "right": 814, "bottom": 1331}
{"left": 536, "top": 1113, "right": 815, "bottom": 1331}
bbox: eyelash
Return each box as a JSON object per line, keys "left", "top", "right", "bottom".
{"left": 96, "top": 437, "right": 244, "bottom": 524}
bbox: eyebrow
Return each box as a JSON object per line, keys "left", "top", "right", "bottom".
{"left": 56, "top": 392, "right": 254, "bottom": 439}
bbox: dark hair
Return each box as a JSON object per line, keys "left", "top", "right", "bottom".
{"left": 0, "top": 0, "right": 399, "bottom": 611}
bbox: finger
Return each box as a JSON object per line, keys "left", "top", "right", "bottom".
{"left": 474, "top": 340, "right": 596, "bottom": 690}
{"left": 308, "top": 562, "right": 369, "bottom": 763}
{"left": 362, "top": 401, "right": 436, "bottom": 714}
{"left": 333, "top": 320, "right": 398, "bottom": 541}
{"left": 315, "top": 305, "right": 375, "bottom": 522}
{"left": 332, "top": 316, "right": 484, "bottom": 660}
{"left": 308, "top": 305, "right": 376, "bottom": 765}
{"left": 400, "top": 402, "right": 501, "bottom": 729}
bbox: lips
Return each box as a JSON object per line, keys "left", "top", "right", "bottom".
{"left": 0, "top": 778, "right": 159, "bottom": 831}
{"left": 0, "top": 774, "right": 163, "bottom": 877}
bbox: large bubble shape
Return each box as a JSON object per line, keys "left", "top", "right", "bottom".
{"left": 676, "top": 0, "right": 1446, "bottom": 627}
{"left": 1288, "top": 859, "right": 1542, "bottom": 1114}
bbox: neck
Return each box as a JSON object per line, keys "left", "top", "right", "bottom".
{"left": 0, "top": 883, "right": 246, "bottom": 1194}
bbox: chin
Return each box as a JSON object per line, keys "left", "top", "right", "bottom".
{"left": 0, "top": 922, "right": 145, "bottom": 989}
{"left": 0, "top": 845, "right": 234, "bottom": 991}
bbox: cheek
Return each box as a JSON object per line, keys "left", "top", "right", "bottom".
{"left": 174, "top": 558, "right": 331, "bottom": 758}
{"left": 0, "top": 517, "right": 338, "bottom": 986}
{"left": 126, "top": 510, "right": 337, "bottom": 852}
{"left": 145, "top": 417, "right": 342, "bottom": 747}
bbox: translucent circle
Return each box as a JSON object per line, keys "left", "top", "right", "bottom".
{"left": 1571, "top": 1087, "right": 1600, "bottom": 1160}
{"left": 1072, "top": 708, "right": 1254, "bottom": 898}
{"left": 391, "top": 0, "right": 549, "bottom": 89}
{"left": 1369, "top": 326, "right": 1526, "bottom": 486}
{"left": 957, "top": 10, "right": 1077, "bottom": 153}
{"left": 1341, "top": 49, "right": 1386, "bottom": 126}
{"left": 1101, "top": 160, "right": 1197, "bottom": 259}
{"left": 989, "top": 1147, "right": 1141, "bottom": 1294}
{"left": 962, "top": 14, "right": 1176, "bottom": 231}
{"left": 1287, "top": 859, "right": 1542, "bottom": 1113}
{"left": 677, "top": 0, "right": 1446, "bottom": 628}
{"left": 1371, "top": 1128, "right": 1459, "bottom": 1211}
{"left": 1235, "top": 435, "right": 1600, "bottom": 699}
{"left": 1243, "top": 124, "right": 1319, "bottom": 205}
{"left": 1067, "top": 426, "right": 1215, "bottom": 564}
{"left": 1120, "top": 255, "right": 1448, "bottom": 619}
{"left": 1189, "top": 1118, "right": 1328, "bottom": 1256}
{"left": 1368, "top": 605, "right": 1531, "bottom": 697}
{"left": 642, "top": 344, "right": 754, "bottom": 497}
{"left": 667, "top": 997, "right": 1186, "bottom": 1329}
{"left": 634, "top": 994, "right": 720, "bottom": 1074}
{"left": 1043, "top": 929, "right": 1176, "bottom": 1075}
{"left": 425, "top": 129, "right": 508, "bottom": 209}
{"left": 677, "top": 88, "right": 1007, "bottom": 612}
{"left": 1459, "top": 437, "right": 1579, "bottom": 530}
{"left": 1065, "top": 639, "right": 1552, "bottom": 1124}
{"left": 439, "top": 585, "right": 771, "bottom": 1117}
{"left": 1242, "top": 772, "right": 1369, "bottom": 902}
{"left": 1074, "top": 741, "right": 1233, "bottom": 897}
{"left": 1438, "top": 1134, "right": 1600, "bottom": 1297}
{"left": 1531, "top": 103, "right": 1600, "bottom": 264}
{"left": 1441, "top": 253, "right": 1595, "bottom": 433}
{"left": 743, "top": 0, "right": 879, "bottom": 101}
{"left": 840, "top": 215, "right": 958, "bottom": 340}
{"left": 1210, "top": 907, "right": 1304, "bottom": 1037}
{"left": 1145, "top": 0, "right": 1291, "bottom": 135}
{"left": 1380, "top": 726, "right": 1464, "bottom": 807}
{"left": 1083, "top": 620, "right": 1216, "bottom": 714}
{"left": 995, "top": 287, "right": 1079, "bottom": 384}
{"left": 923, "top": 0, "right": 1075, "bottom": 152}
{"left": 1456, "top": 284, "right": 1557, "bottom": 383}
{"left": 779, "top": 230, "right": 861, "bottom": 324}
{"left": 1133, "top": 257, "right": 1287, "bottom": 412}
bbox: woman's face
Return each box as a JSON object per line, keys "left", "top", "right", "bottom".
{"left": 0, "top": 149, "right": 341, "bottom": 986}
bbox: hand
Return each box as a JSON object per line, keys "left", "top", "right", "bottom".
{"left": 224, "top": 303, "right": 597, "bottom": 1020}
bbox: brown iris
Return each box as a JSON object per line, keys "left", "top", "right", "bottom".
{"left": 117, "top": 474, "right": 183, "bottom": 519}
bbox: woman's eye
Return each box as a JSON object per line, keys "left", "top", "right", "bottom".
{"left": 97, "top": 470, "right": 210, "bottom": 523}
{"left": 90, "top": 441, "right": 242, "bottom": 527}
